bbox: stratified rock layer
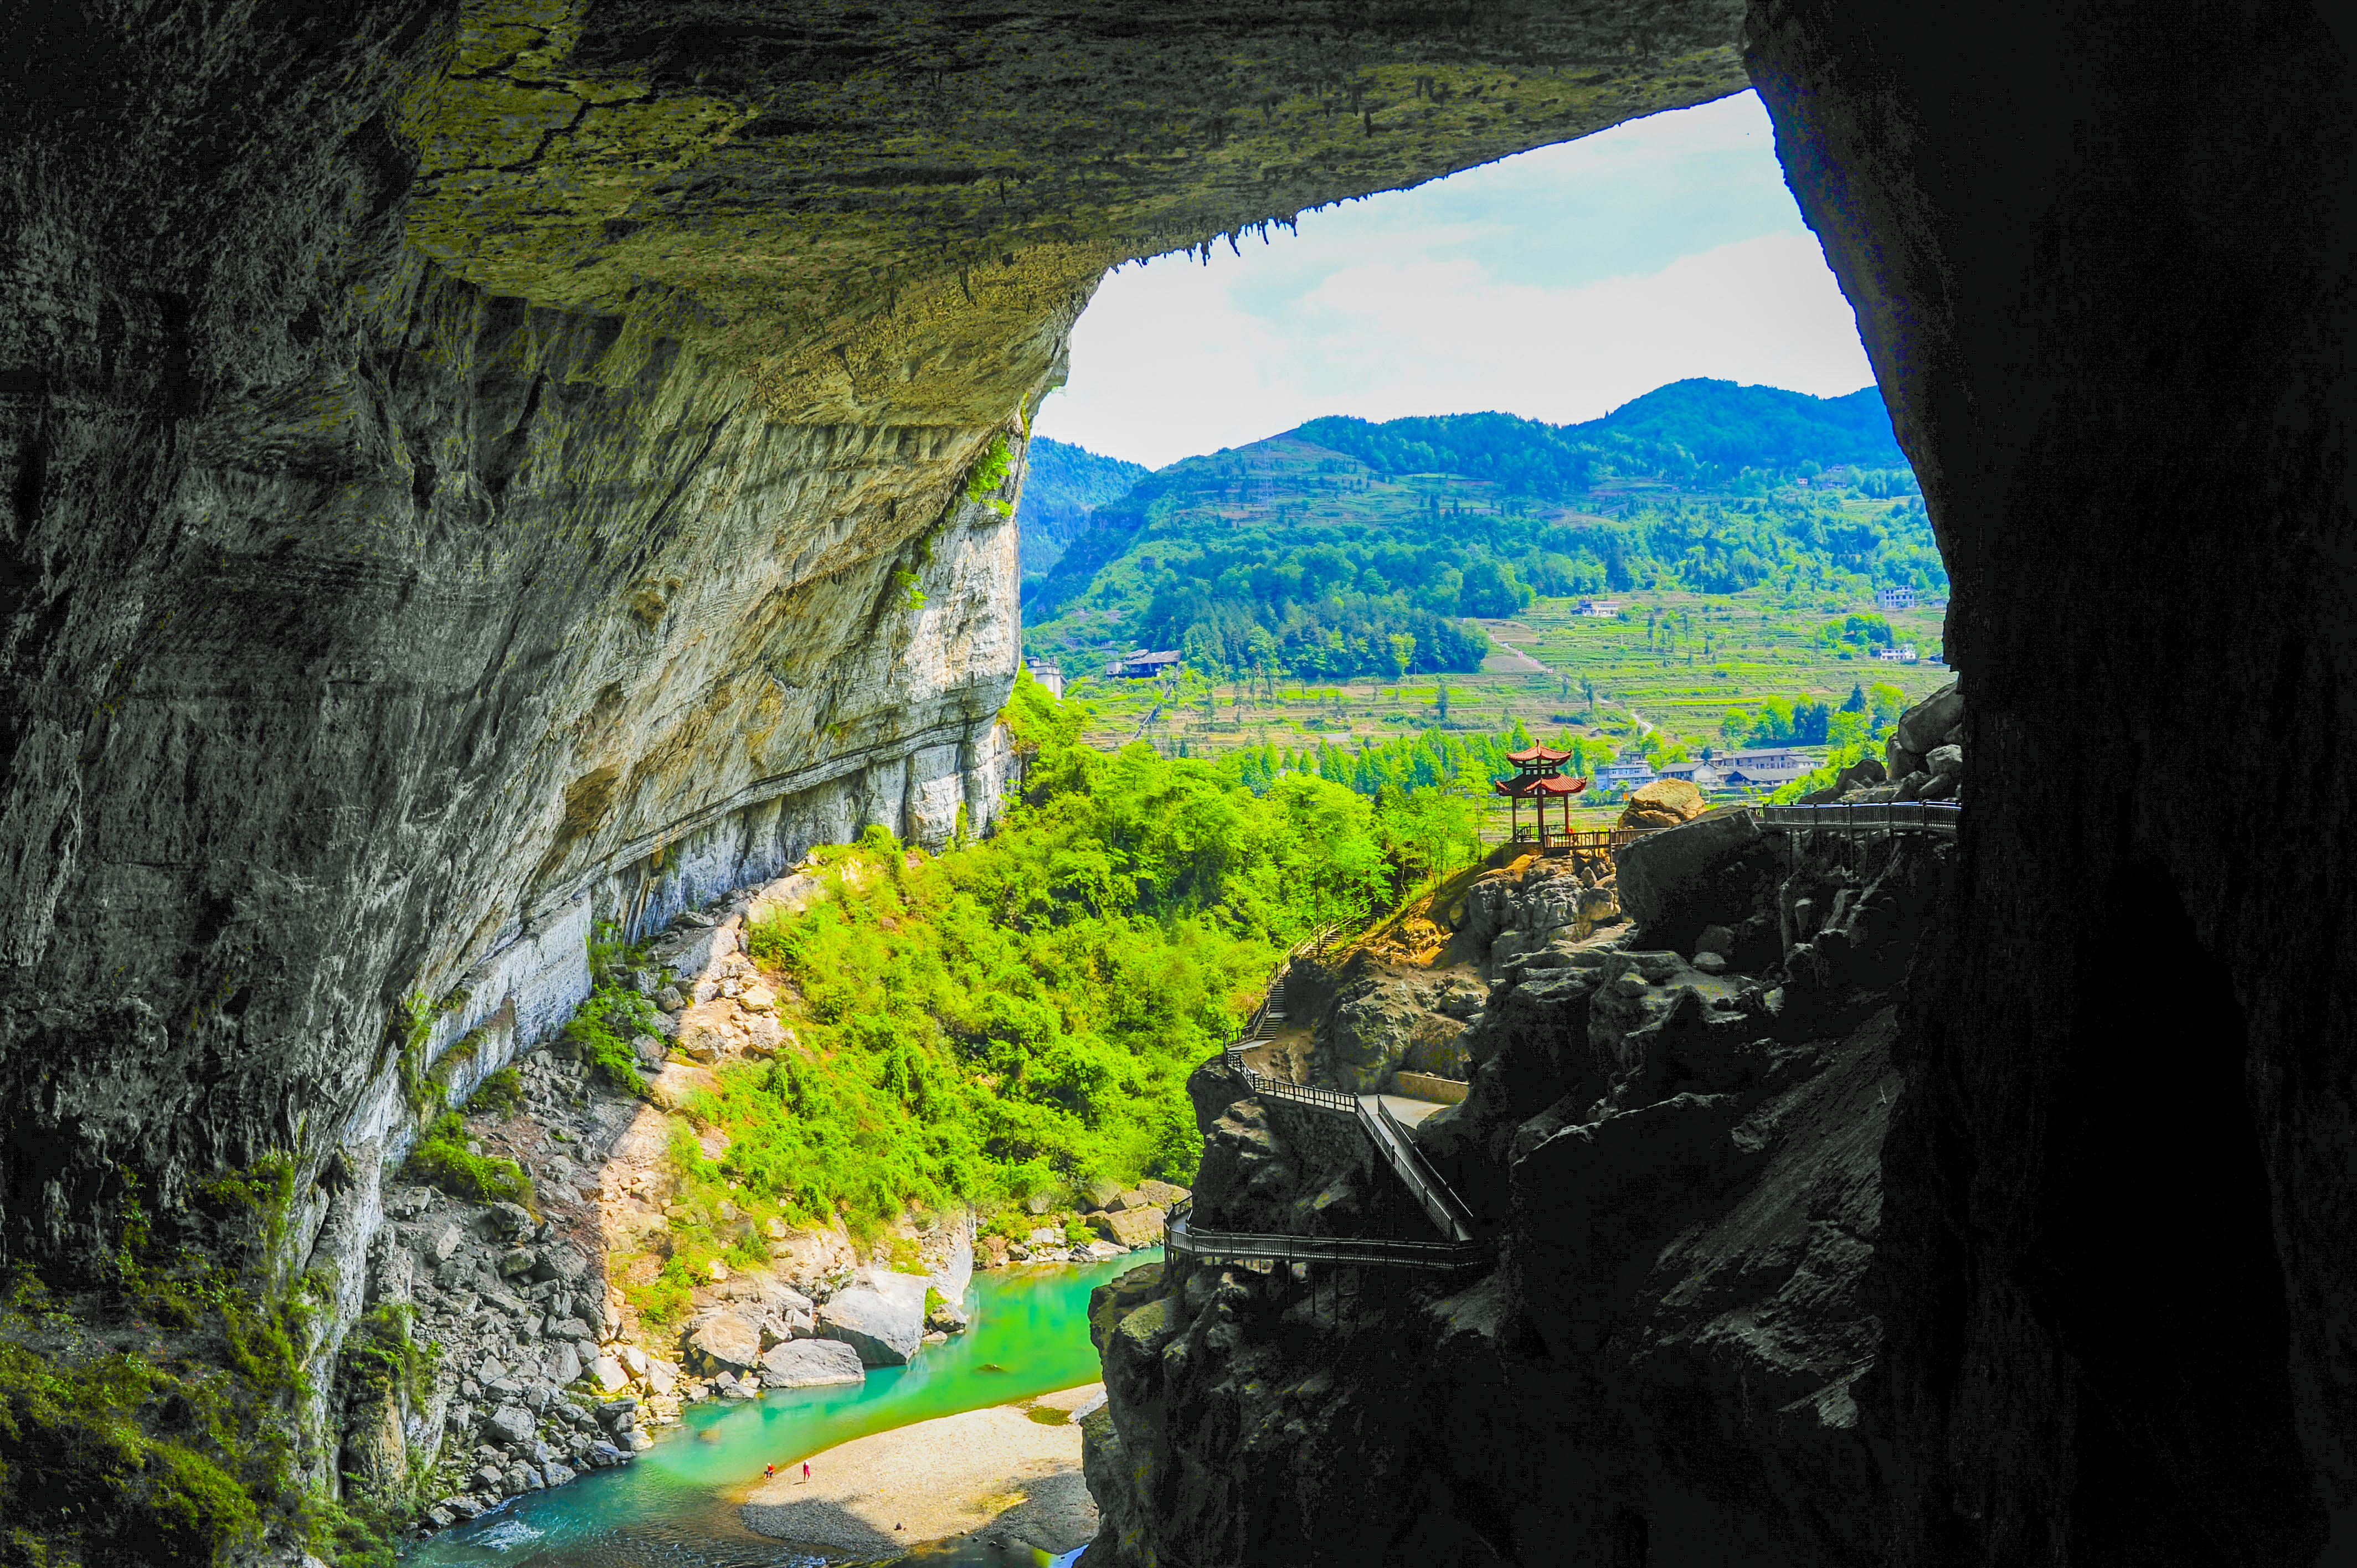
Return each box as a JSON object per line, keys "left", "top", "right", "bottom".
{"left": 0, "top": 9, "right": 1743, "bottom": 1530}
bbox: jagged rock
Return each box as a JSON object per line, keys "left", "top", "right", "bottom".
{"left": 1080, "top": 1174, "right": 1123, "bottom": 1209}
{"left": 497, "top": 1247, "right": 537, "bottom": 1278}
{"left": 815, "top": 1270, "right": 928, "bottom": 1366}
{"left": 1133, "top": 1179, "right": 1190, "bottom": 1208}
{"left": 687, "top": 1311, "right": 764, "bottom": 1373}
{"left": 489, "top": 1203, "right": 536, "bottom": 1238}
{"left": 590, "top": 1354, "right": 628, "bottom": 1393}
{"left": 655, "top": 986, "right": 688, "bottom": 1013}
{"left": 758, "top": 1338, "right": 867, "bottom": 1389}
{"left": 1926, "top": 743, "right": 1963, "bottom": 779}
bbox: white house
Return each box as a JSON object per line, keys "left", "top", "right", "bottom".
{"left": 1577, "top": 600, "right": 1623, "bottom": 618}
{"left": 1875, "top": 644, "right": 1919, "bottom": 663}
{"left": 1875, "top": 585, "right": 1918, "bottom": 613}
{"left": 1598, "top": 756, "right": 1658, "bottom": 790}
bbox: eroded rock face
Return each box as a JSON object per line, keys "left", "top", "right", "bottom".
{"left": 1087, "top": 832, "right": 1950, "bottom": 1566}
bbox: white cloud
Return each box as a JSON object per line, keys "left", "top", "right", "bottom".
{"left": 1032, "top": 91, "right": 1876, "bottom": 470}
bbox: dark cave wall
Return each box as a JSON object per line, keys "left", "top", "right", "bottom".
{"left": 1748, "top": 2, "right": 2357, "bottom": 1560}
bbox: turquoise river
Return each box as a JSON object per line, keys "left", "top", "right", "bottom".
{"left": 408, "top": 1252, "right": 1156, "bottom": 1567}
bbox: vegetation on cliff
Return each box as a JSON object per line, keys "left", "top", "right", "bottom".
{"left": 0, "top": 1163, "right": 416, "bottom": 1567}
{"left": 620, "top": 676, "right": 1480, "bottom": 1324}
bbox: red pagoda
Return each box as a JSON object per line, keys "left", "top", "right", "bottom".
{"left": 1494, "top": 744, "right": 1588, "bottom": 850}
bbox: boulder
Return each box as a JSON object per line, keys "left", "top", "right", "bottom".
{"left": 758, "top": 1337, "right": 867, "bottom": 1389}
{"left": 1925, "top": 743, "right": 1963, "bottom": 779}
{"left": 1895, "top": 681, "right": 1962, "bottom": 755}
{"left": 421, "top": 1222, "right": 464, "bottom": 1265}
{"left": 655, "top": 985, "right": 687, "bottom": 1012}
{"left": 1315, "top": 970, "right": 1433, "bottom": 1094}
{"left": 488, "top": 1201, "right": 535, "bottom": 1237}
{"left": 533, "top": 1244, "right": 589, "bottom": 1283}
{"left": 1133, "top": 1178, "right": 1190, "bottom": 1207}
{"left": 1833, "top": 756, "right": 1887, "bottom": 793}
{"left": 1079, "top": 1175, "right": 1123, "bottom": 1210}
{"left": 676, "top": 1007, "right": 732, "bottom": 1063}
{"left": 485, "top": 1405, "right": 536, "bottom": 1446}
{"left": 632, "top": 1034, "right": 668, "bottom": 1069}
{"left": 549, "top": 1342, "right": 582, "bottom": 1386}
{"left": 1614, "top": 809, "right": 1772, "bottom": 947}
{"left": 547, "top": 1317, "right": 594, "bottom": 1343}
{"left": 741, "top": 1014, "right": 787, "bottom": 1056}
{"left": 815, "top": 1270, "right": 928, "bottom": 1366}
{"left": 590, "top": 1354, "right": 628, "bottom": 1393}
{"left": 1090, "top": 1206, "right": 1167, "bottom": 1249}
{"left": 1617, "top": 778, "right": 1706, "bottom": 832}
{"left": 1694, "top": 924, "right": 1735, "bottom": 958}
{"left": 497, "top": 1247, "right": 537, "bottom": 1278}
{"left": 686, "top": 1311, "right": 763, "bottom": 1373}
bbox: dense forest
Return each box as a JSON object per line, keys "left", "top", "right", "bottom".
{"left": 1013, "top": 437, "right": 1150, "bottom": 577}
{"left": 602, "top": 675, "right": 1502, "bottom": 1324}
{"left": 1022, "top": 379, "right": 1939, "bottom": 682}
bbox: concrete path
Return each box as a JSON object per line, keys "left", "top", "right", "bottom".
{"left": 1375, "top": 1094, "right": 1450, "bottom": 1127}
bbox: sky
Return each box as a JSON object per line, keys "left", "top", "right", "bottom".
{"left": 1031, "top": 90, "right": 1877, "bottom": 471}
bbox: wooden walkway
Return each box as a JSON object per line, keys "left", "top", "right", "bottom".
{"left": 1169, "top": 967, "right": 1491, "bottom": 1276}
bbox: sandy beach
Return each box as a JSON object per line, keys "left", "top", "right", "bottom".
{"left": 740, "top": 1384, "right": 1104, "bottom": 1559}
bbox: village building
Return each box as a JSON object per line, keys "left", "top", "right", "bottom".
{"left": 1712, "top": 747, "right": 1815, "bottom": 788}
{"left": 1107, "top": 649, "right": 1182, "bottom": 679}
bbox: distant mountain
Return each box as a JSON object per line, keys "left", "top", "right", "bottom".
{"left": 1015, "top": 436, "right": 1149, "bottom": 577}
{"left": 1021, "top": 379, "right": 1937, "bottom": 684}
{"left": 1583, "top": 380, "right": 1907, "bottom": 474}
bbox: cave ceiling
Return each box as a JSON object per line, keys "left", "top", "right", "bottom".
{"left": 397, "top": 0, "right": 1749, "bottom": 421}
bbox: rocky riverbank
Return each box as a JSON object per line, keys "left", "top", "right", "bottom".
{"left": 1080, "top": 692, "right": 1965, "bottom": 1565}
{"left": 372, "top": 858, "right": 1183, "bottom": 1542}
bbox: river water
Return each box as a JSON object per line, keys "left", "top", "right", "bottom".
{"left": 408, "top": 1252, "right": 1155, "bottom": 1568}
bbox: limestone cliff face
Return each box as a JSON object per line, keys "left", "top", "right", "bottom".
{"left": 0, "top": 0, "right": 1746, "bottom": 1534}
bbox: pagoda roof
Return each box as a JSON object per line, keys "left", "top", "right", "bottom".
{"left": 1493, "top": 774, "right": 1588, "bottom": 797}
{"left": 1506, "top": 744, "right": 1576, "bottom": 765}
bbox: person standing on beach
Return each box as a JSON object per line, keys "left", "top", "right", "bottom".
{"left": 802, "top": 1461, "right": 811, "bottom": 1482}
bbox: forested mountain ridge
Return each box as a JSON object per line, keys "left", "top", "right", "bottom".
{"left": 1022, "top": 379, "right": 1938, "bottom": 682}
{"left": 1014, "top": 436, "right": 1150, "bottom": 577}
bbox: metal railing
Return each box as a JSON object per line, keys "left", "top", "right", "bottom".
{"left": 1759, "top": 801, "right": 1960, "bottom": 835}
{"left": 1205, "top": 954, "right": 1486, "bottom": 1260}
{"left": 1165, "top": 1198, "right": 1491, "bottom": 1273}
